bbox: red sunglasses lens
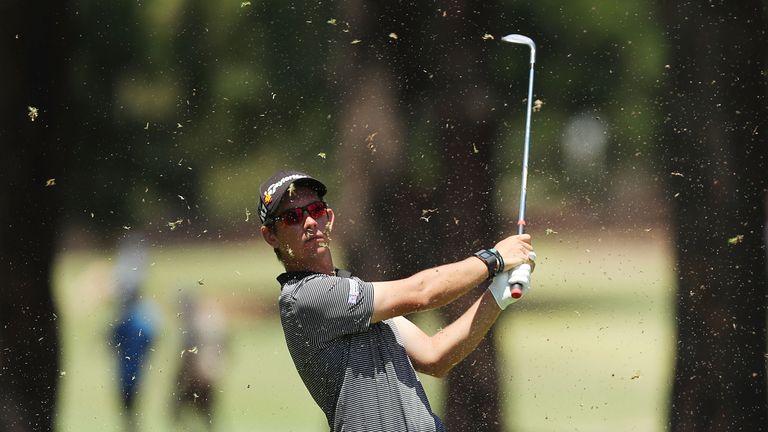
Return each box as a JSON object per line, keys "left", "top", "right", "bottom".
{"left": 282, "top": 209, "right": 303, "bottom": 224}
{"left": 279, "top": 202, "right": 326, "bottom": 225}
{"left": 306, "top": 202, "right": 327, "bottom": 218}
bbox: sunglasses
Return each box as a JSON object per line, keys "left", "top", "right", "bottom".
{"left": 273, "top": 201, "right": 328, "bottom": 225}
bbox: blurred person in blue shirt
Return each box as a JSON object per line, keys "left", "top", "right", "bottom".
{"left": 110, "top": 233, "right": 160, "bottom": 431}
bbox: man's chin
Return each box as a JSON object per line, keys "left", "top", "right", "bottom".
{"left": 314, "top": 245, "right": 331, "bottom": 255}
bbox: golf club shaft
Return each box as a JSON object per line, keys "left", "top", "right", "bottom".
{"left": 510, "top": 65, "right": 535, "bottom": 297}
{"left": 516, "top": 62, "right": 535, "bottom": 236}
{"left": 502, "top": 34, "right": 536, "bottom": 299}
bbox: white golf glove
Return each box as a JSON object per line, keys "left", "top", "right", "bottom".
{"left": 488, "top": 251, "right": 536, "bottom": 310}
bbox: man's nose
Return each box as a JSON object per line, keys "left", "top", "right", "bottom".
{"left": 303, "top": 212, "right": 319, "bottom": 228}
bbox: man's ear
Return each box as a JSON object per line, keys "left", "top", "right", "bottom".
{"left": 261, "top": 225, "right": 280, "bottom": 248}
{"left": 326, "top": 207, "right": 336, "bottom": 232}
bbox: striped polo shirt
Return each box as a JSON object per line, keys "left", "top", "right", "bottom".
{"left": 277, "top": 270, "right": 445, "bottom": 432}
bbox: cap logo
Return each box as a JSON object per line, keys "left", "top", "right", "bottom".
{"left": 265, "top": 174, "right": 308, "bottom": 197}
{"left": 259, "top": 173, "right": 309, "bottom": 223}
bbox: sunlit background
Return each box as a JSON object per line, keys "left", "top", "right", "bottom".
{"left": 53, "top": 230, "right": 675, "bottom": 431}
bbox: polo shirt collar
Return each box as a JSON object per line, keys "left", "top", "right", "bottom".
{"left": 277, "top": 268, "right": 352, "bottom": 287}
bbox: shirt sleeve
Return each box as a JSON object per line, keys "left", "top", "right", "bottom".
{"left": 292, "top": 275, "right": 374, "bottom": 344}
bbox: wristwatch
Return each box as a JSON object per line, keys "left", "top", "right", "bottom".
{"left": 473, "top": 248, "right": 504, "bottom": 280}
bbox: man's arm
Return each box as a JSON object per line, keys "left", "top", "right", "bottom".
{"left": 371, "top": 234, "right": 532, "bottom": 323}
{"left": 371, "top": 257, "right": 488, "bottom": 323}
{"left": 392, "top": 289, "right": 501, "bottom": 378}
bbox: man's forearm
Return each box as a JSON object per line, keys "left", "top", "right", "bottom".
{"left": 372, "top": 236, "right": 531, "bottom": 323}
{"left": 428, "top": 290, "right": 502, "bottom": 377}
{"left": 413, "top": 257, "right": 490, "bottom": 310}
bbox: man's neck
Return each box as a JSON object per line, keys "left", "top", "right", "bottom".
{"left": 284, "top": 257, "right": 334, "bottom": 275}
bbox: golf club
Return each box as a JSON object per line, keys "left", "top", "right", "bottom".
{"left": 502, "top": 33, "right": 536, "bottom": 299}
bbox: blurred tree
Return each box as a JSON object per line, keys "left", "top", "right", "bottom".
{"left": 659, "top": 1, "right": 768, "bottom": 430}
{"left": 0, "top": 1, "right": 68, "bottom": 430}
{"left": 67, "top": 1, "right": 150, "bottom": 231}
{"left": 429, "top": 4, "right": 509, "bottom": 429}
{"left": 66, "top": 0, "right": 206, "bottom": 236}
{"left": 64, "top": 0, "right": 344, "bottom": 235}
{"left": 332, "top": 1, "right": 509, "bottom": 429}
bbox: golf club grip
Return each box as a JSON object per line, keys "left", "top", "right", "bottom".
{"left": 511, "top": 221, "right": 525, "bottom": 298}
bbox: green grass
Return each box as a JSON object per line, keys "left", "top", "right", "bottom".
{"left": 54, "top": 229, "right": 675, "bottom": 431}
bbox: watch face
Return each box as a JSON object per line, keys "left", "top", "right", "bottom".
{"left": 475, "top": 249, "right": 500, "bottom": 279}
{"left": 476, "top": 250, "right": 496, "bottom": 265}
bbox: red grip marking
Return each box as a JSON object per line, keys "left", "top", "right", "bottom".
{"left": 510, "top": 287, "right": 523, "bottom": 298}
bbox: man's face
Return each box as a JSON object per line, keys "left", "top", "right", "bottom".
{"left": 261, "top": 186, "right": 334, "bottom": 269}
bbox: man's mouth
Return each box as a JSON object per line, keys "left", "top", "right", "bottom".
{"left": 305, "top": 233, "right": 324, "bottom": 243}
{"left": 306, "top": 233, "right": 330, "bottom": 249}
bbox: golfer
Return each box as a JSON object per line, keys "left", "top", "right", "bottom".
{"left": 259, "top": 170, "right": 535, "bottom": 431}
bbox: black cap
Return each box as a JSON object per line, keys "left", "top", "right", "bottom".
{"left": 258, "top": 170, "right": 327, "bottom": 224}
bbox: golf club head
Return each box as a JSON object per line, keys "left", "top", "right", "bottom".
{"left": 502, "top": 34, "right": 536, "bottom": 64}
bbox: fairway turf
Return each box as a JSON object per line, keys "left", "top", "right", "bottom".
{"left": 54, "top": 228, "right": 674, "bottom": 431}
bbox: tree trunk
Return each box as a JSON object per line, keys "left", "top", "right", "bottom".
{"left": 432, "top": 4, "right": 504, "bottom": 430}
{"left": 334, "top": 2, "right": 505, "bottom": 430}
{"left": 335, "top": 64, "right": 409, "bottom": 279}
{"left": 660, "top": 1, "right": 768, "bottom": 430}
{"left": 0, "top": 1, "right": 68, "bottom": 431}
{"left": 333, "top": 1, "right": 442, "bottom": 280}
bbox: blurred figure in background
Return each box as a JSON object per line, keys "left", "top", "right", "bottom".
{"left": 110, "top": 233, "right": 160, "bottom": 432}
{"left": 172, "top": 291, "right": 227, "bottom": 432}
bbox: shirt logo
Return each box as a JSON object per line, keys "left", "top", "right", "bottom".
{"left": 347, "top": 279, "right": 360, "bottom": 304}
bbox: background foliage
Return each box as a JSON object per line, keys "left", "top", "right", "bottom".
{"left": 63, "top": 0, "right": 666, "bottom": 237}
